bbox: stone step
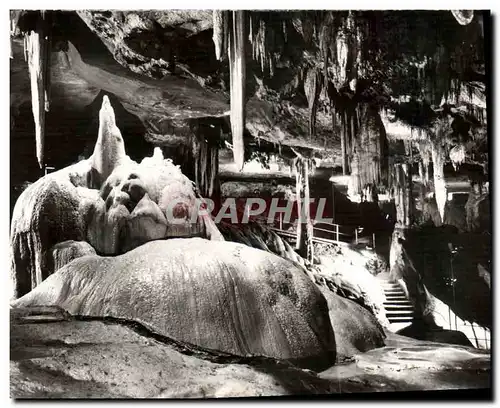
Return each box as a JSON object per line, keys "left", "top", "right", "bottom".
{"left": 380, "top": 282, "right": 401, "bottom": 287}
{"left": 383, "top": 288, "right": 405, "bottom": 292}
{"left": 384, "top": 304, "right": 413, "bottom": 309}
{"left": 386, "top": 314, "right": 415, "bottom": 320}
{"left": 384, "top": 295, "right": 407, "bottom": 300}
{"left": 384, "top": 304, "right": 414, "bottom": 310}
{"left": 388, "top": 317, "right": 414, "bottom": 323}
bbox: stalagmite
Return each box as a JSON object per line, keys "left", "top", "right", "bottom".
{"left": 228, "top": 11, "right": 246, "bottom": 171}
{"left": 431, "top": 141, "right": 447, "bottom": 223}
{"left": 89, "top": 95, "right": 127, "bottom": 189}
{"left": 392, "top": 162, "right": 413, "bottom": 227}
{"left": 25, "top": 12, "right": 51, "bottom": 169}
{"left": 293, "top": 151, "right": 314, "bottom": 262}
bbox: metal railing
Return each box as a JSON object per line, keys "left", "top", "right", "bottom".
{"left": 252, "top": 214, "right": 375, "bottom": 247}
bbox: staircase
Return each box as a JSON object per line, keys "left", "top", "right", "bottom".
{"left": 380, "top": 279, "right": 415, "bottom": 332}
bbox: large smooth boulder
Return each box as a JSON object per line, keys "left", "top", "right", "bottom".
{"left": 319, "top": 288, "right": 386, "bottom": 362}
{"left": 13, "top": 238, "right": 336, "bottom": 368}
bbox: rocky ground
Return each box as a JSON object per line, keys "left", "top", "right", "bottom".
{"left": 10, "top": 306, "right": 491, "bottom": 399}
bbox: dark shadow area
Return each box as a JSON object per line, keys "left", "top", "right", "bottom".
{"left": 403, "top": 226, "right": 492, "bottom": 329}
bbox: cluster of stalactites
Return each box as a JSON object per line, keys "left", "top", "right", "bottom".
{"left": 347, "top": 105, "right": 388, "bottom": 197}
{"left": 192, "top": 130, "right": 220, "bottom": 199}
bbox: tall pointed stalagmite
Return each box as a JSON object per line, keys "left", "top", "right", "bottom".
{"left": 293, "top": 150, "right": 314, "bottom": 262}
{"left": 25, "top": 11, "right": 51, "bottom": 169}
{"left": 89, "top": 95, "right": 127, "bottom": 189}
{"left": 228, "top": 11, "right": 246, "bottom": 171}
{"left": 392, "top": 162, "right": 413, "bottom": 227}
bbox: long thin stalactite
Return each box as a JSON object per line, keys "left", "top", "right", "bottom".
{"left": 228, "top": 11, "right": 246, "bottom": 171}
{"left": 24, "top": 11, "right": 51, "bottom": 170}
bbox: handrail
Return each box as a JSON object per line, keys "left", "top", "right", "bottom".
{"left": 312, "top": 226, "right": 352, "bottom": 237}
{"left": 270, "top": 228, "right": 351, "bottom": 246}
{"left": 248, "top": 213, "right": 376, "bottom": 246}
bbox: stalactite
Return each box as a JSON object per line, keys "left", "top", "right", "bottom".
{"left": 416, "top": 141, "right": 432, "bottom": 186}
{"left": 431, "top": 140, "right": 447, "bottom": 224}
{"left": 192, "top": 131, "right": 220, "bottom": 198}
{"left": 348, "top": 105, "right": 387, "bottom": 197}
{"left": 450, "top": 144, "right": 466, "bottom": 171}
{"left": 228, "top": 11, "right": 246, "bottom": 171}
{"left": 25, "top": 12, "right": 51, "bottom": 169}
{"left": 212, "top": 10, "right": 225, "bottom": 61}
{"left": 304, "top": 68, "right": 320, "bottom": 139}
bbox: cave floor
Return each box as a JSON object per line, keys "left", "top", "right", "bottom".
{"left": 10, "top": 307, "right": 490, "bottom": 399}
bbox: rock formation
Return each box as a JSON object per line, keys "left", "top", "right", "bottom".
{"left": 11, "top": 305, "right": 490, "bottom": 398}
{"left": 10, "top": 96, "right": 223, "bottom": 299}
{"left": 13, "top": 238, "right": 336, "bottom": 368}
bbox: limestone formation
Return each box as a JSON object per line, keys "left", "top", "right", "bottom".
{"left": 9, "top": 159, "right": 93, "bottom": 300}
{"left": 48, "top": 240, "right": 96, "bottom": 274}
{"left": 10, "top": 95, "right": 224, "bottom": 299}
{"left": 89, "top": 95, "right": 127, "bottom": 189}
{"left": 319, "top": 288, "right": 386, "bottom": 361}
{"left": 13, "top": 238, "right": 336, "bottom": 367}
{"left": 12, "top": 305, "right": 489, "bottom": 398}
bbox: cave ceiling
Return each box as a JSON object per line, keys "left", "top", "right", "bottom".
{"left": 10, "top": 10, "right": 488, "bottom": 167}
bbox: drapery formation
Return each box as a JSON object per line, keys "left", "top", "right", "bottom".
{"left": 348, "top": 104, "right": 388, "bottom": 197}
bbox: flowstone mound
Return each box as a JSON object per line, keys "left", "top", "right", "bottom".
{"left": 10, "top": 96, "right": 223, "bottom": 299}
{"left": 13, "top": 238, "right": 337, "bottom": 368}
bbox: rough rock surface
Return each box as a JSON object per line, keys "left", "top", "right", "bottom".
{"left": 11, "top": 306, "right": 490, "bottom": 398}
{"left": 355, "top": 336, "right": 490, "bottom": 373}
{"left": 13, "top": 238, "right": 336, "bottom": 367}
{"left": 10, "top": 306, "right": 339, "bottom": 398}
{"left": 316, "top": 246, "right": 389, "bottom": 328}
{"left": 319, "top": 288, "right": 386, "bottom": 362}
{"left": 465, "top": 191, "right": 490, "bottom": 233}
